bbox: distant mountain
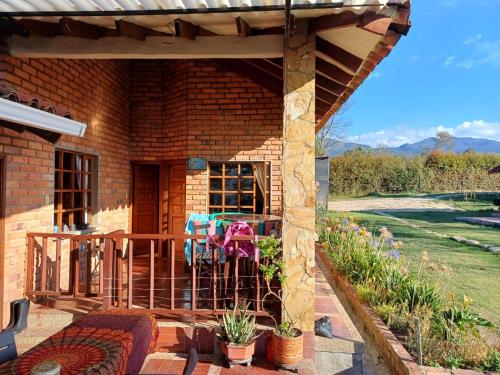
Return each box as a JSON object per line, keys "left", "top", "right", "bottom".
{"left": 327, "top": 137, "right": 500, "bottom": 156}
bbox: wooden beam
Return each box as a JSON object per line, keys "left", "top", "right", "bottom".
{"left": 8, "top": 35, "right": 284, "bottom": 59}
{"left": 316, "top": 86, "right": 338, "bottom": 104}
{"left": 309, "top": 11, "right": 359, "bottom": 33}
{"left": 18, "top": 19, "right": 59, "bottom": 37}
{"left": 244, "top": 59, "right": 282, "bottom": 80}
{"left": 236, "top": 17, "right": 252, "bottom": 37}
{"left": 310, "top": 11, "right": 394, "bottom": 36}
{"left": 315, "top": 98, "right": 331, "bottom": 115}
{"left": 316, "top": 74, "right": 346, "bottom": 96}
{"left": 316, "top": 57, "right": 353, "bottom": 86}
{"left": 316, "top": 37, "right": 363, "bottom": 73}
{"left": 59, "top": 17, "right": 103, "bottom": 39}
{"left": 116, "top": 20, "right": 170, "bottom": 40}
{"left": 358, "top": 14, "right": 392, "bottom": 36}
{"left": 0, "top": 17, "right": 29, "bottom": 37}
{"left": 175, "top": 19, "right": 199, "bottom": 40}
{"left": 218, "top": 60, "right": 282, "bottom": 95}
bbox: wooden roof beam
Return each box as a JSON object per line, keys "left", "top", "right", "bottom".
{"left": 59, "top": 17, "right": 104, "bottom": 39}
{"left": 358, "top": 13, "right": 392, "bottom": 36}
{"left": 236, "top": 16, "right": 252, "bottom": 37}
{"left": 175, "top": 19, "right": 199, "bottom": 40}
{"left": 309, "top": 11, "right": 359, "bottom": 33}
{"left": 18, "top": 19, "right": 59, "bottom": 37}
{"left": 316, "top": 74, "right": 346, "bottom": 96}
{"left": 217, "top": 59, "right": 282, "bottom": 95}
{"left": 0, "top": 17, "right": 29, "bottom": 37}
{"left": 316, "top": 86, "right": 338, "bottom": 104}
{"left": 316, "top": 37, "right": 363, "bottom": 73}
{"left": 244, "top": 59, "right": 282, "bottom": 80}
{"left": 316, "top": 57, "right": 353, "bottom": 86}
{"left": 310, "top": 11, "right": 393, "bottom": 36}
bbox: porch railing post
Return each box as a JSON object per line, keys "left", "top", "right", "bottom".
{"left": 55, "top": 238, "right": 61, "bottom": 294}
{"left": 128, "top": 240, "right": 133, "bottom": 308}
{"left": 102, "top": 238, "right": 113, "bottom": 310}
{"left": 26, "top": 235, "right": 35, "bottom": 294}
{"left": 170, "top": 240, "right": 175, "bottom": 310}
{"left": 116, "top": 237, "right": 124, "bottom": 308}
{"left": 71, "top": 239, "right": 80, "bottom": 297}
{"left": 149, "top": 239, "right": 154, "bottom": 310}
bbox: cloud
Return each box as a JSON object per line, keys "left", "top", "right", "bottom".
{"left": 464, "top": 34, "right": 483, "bottom": 45}
{"left": 445, "top": 34, "right": 500, "bottom": 70}
{"left": 443, "top": 55, "right": 456, "bottom": 66}
{"left": 348, "top": 120, "right": 500, "bottom": 147}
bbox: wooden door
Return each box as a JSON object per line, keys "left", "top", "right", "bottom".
{"left": 132, "top": 164, "right": 159, "bottom": 254}
{"left": 168, "top": 163, "right": 186, "bottom": 236}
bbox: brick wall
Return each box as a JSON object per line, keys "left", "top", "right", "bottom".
{"left": 0, "top": 56, "right": 283, "bottom": 326}
{"left": 185, "top": 61, "right": 283, "bottom": 214}
{"left": 130, "top": 60, "right": 188, "bottom": 161}
{"left": 0, "top": 55, "right": 131, "bottom": 325}
{"left": 129, "top": 59, "right": 283, "bottom": 214}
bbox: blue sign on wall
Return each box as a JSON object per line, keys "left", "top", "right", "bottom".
{"left": 187, "top": 157, "right": 207, "bottom": 171}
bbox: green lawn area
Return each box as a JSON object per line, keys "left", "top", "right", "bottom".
{"left": 383, "top": 209, "right": 500, "bottom": 246}
{"left": 327, "top": 209, "right": 500, "bottom": 328}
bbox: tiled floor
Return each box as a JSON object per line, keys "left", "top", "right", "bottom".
{"left": 140, "top": 358, "right": 309, "bottom": 375}
{"left": 314, "top": 270, "right": 354, "bottom": 341}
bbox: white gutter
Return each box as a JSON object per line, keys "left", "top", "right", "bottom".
{"left": 0, "top": 97, "right": 86, "bottom": 137}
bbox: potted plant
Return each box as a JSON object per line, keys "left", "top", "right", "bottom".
{"left": 218, "top": 304, "right": 257, "bottom": 367}
{"left": 257, "top": 236, "right": 303, "bottom": 368}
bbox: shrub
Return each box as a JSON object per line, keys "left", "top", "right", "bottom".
{"left": 329, "top": 149, "right": 500, "bottom": 197}
{"left": 319, "top": 215, "right": 497, "bottom": 371}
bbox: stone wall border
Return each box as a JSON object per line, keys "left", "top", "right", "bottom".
{"left": 317, "top": 245, "right": 494, "bottom": 375}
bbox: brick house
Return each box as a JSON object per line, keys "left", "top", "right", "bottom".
{"left": 0, "top": 0, "right": 410, "bottom": 343}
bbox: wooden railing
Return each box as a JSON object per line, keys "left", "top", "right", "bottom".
{"left": 26, "top": 232, "right": 270, "bottom": 316}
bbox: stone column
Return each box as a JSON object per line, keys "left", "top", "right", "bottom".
{"left": 281, "top": 21, "right": 316, "bottom": 332}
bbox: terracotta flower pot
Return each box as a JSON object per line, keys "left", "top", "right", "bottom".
{"left": 271, "top": 329, "right": 303, "bottom": 367}
{"left": 221, "top": 341, "right": 256, "bottom": 363}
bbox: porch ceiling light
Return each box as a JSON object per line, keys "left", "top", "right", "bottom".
{"left": 0, "top": 97, "right": 86, "bottom": 137}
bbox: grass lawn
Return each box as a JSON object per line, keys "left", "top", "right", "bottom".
{"left": 383, "top": 209, "right": 500, "bottom": 246}
{"left": 327, "top": 210, "right": 500, "bottom": 328}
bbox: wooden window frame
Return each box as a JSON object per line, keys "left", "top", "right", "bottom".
{"left": 54, "top": 149, "right": 96, "bottom": 230}
{"left": 208, "top": 161, "right": 271, "bottom": 214}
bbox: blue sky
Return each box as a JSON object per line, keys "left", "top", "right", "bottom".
{"left": 345, "top": 0, "right": 500, "bottom": 147}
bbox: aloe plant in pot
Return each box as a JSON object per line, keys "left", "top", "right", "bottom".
{"left": 218, "top": 304, "right": 257, "bottom": 367}
{"left": 257, "top": 236, "right": 304, "bottom": 369}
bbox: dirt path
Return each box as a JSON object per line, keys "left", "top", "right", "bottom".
{"left": 329, "top": 197, "right": 460, "bottom": 212}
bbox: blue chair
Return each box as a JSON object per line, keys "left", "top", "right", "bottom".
{"left": 0, "top": 329, "right": 16, "bottom": 365}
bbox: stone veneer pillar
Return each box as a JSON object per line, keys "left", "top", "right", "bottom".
{"left": 281, "top": 21, "right": 316, "bottom": 332}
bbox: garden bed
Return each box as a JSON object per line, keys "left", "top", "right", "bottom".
{"left": 316, "top": 216, "right": 500, "bottom": 374}
{"left": 318, "top": 247, "right": 493, "bottom": 375}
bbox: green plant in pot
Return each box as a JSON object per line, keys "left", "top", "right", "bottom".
{"left": 257, "top": 236, "right": 303, "bottom": 368}
{"left": 218, "top": 304, "right": 257, "bottom": 367}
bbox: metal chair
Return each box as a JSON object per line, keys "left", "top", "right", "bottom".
{"left": 182, "top": 348, "right": 198, "bottom": 375}
{"left": 0, "top": 329, "right": 17, "bottom": 365}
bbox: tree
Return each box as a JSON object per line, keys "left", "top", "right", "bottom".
{"left": 315, "top": 102, "right": 352, "bottom": 157}
{"left": 434, "top": 130, "right": 454, "bottom": 152}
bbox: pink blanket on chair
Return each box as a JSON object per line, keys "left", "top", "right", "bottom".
{"left": 222, "top": 221, "right": 258, "bottom": 259}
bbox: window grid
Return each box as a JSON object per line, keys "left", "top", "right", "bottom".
{"left": 54, "top": 150, "right": 94, "bottom": 230}
{"left": 208, "top": 162, "right": 270, "bottom": 214}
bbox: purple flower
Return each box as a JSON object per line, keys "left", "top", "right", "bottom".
{"left": 387, "top": 250, "right": 400, "bottom": 260}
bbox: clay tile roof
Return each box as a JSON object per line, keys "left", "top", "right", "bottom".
{"left": 0, "top": 83, "right": 72, "bottom": 119}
